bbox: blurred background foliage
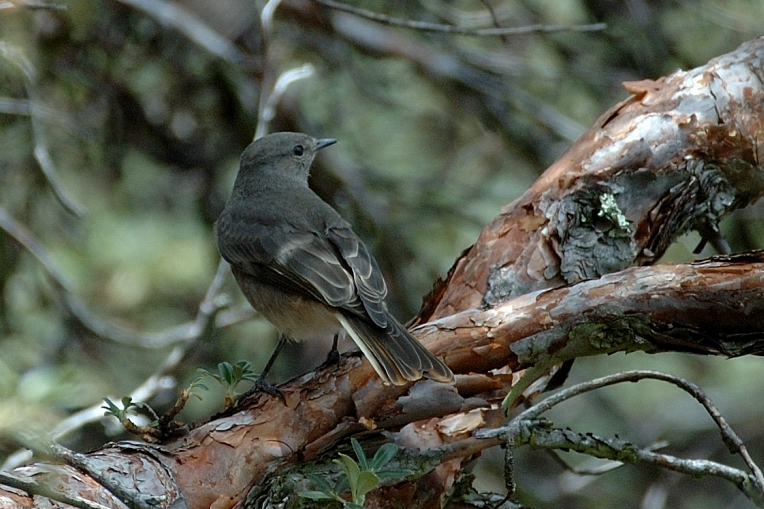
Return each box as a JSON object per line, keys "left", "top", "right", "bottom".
{"left": 0, "top": 0, "right": 762, "bottom": 507}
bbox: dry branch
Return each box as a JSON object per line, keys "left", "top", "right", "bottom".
{"left": 3, "top": 35, "right": 764, "bottom": 509}
{"left": 419, "top": 35, "right": 764, "bottom": 322}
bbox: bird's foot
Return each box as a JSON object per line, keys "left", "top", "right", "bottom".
{"left": 236, "top": 376, "right": 286, "bottom": 406}
{"left": 324, "top": 346, "right": 341, "bottom": 366}
{"left": 323, "top": 333, "right": 341, "bottom": 366}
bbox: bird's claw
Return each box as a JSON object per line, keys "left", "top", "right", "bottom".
{"left": 323, "top": 333, "right": 341, "bottom": 366}
{"left": 236, "top": 376, "right": 286, "bottom": 406}
{"left": 324, "top": 347, "right": 341, "bottom": 366}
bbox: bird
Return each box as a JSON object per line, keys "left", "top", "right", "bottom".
{"left": 214, "top": 132, "right": 454, "bottom": 394}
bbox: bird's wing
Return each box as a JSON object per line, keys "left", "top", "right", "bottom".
{"left": 326, "top": 226, "right": 389, "bottom": 327}
{"left": 218, "top": 221, "right": 389, "bottom": 327}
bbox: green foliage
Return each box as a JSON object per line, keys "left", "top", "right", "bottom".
{"left": 101, "top": 395, "right": 163, "bottom": 439}
{"left": 195, "top": 360, "right": 259, "bottom": 403}
{"left": 102, "top": 396, "right": 156, "bottom": 424}
{"left": 298, "top": 439, "right": 412, "bottom": 508}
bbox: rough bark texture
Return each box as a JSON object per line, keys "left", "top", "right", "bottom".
{"left": 416, "top": 35, "right": 764, "bottom": 323}
{"left": 3, "top": 36, "right": 764, "bottom": 509}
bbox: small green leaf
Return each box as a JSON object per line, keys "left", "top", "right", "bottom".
{"left": 101, "top": 398, "right": 120, "bottom": 417}
{"left": 298, "top": 490, "right": 336, "bottom": 501}
{"left": 218, "top": 362, "right": 234, "bottom": 384}
{"left": 336, "top": 453, "right": 361, "bottom": 479}
{"left": 196, "top": 367, "right": 219, "bottom": 381}
{"left": 335, "top": 453, "right": 361, "bottom": 498}
{"left": 306, "top": 473, "right": 335, "bottom": 495}
{"left": 351, "top": 438, "right": 369, "bottom": 470}
{"left": 371, "top": 443, "right": 398, "bottom": 471}
{"left": 375, "top": 468, "right": 414, "bottom": 481}
{"left": 353, "top": 471, "right": 380, "bottom": 501}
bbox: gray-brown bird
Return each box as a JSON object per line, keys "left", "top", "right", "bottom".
{"left": 215, "top": 132, "right": 454, "bottom": 391}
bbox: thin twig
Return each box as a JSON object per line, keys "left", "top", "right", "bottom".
{"left": 313, "top": 0, "right": 606, "bottom": 36}
{"left": 481, "top": 370, "right": 764, "bottom": 501}
{"left": 0, "top": 207, "right": 245, "bottom": 348}
{"left": 253, "top": 0, "right": 316, "bottom": 141}
{"left": 260, "top": 0, "right": 284, "bottom": 41}
{"left": 329, "top": 14, "right": 585, "bottom": 142}
{"left": 477, "top": 0, "right": 510, "bottom": 44}
{"left": 508, "top": 421, "right": 761, "bottom": 503}
{"left": 0, "top": 207, "right": 72, "bottom": 290}
{"left": 419, "top": 0, "right": 514, "bottom": 28}
{"left": 517, "top": 370, "right": 764, "bottom": 491}
{"left": 0, "top": 96, "right": 31, "bottom": 115}
{"left": 0, "top": 0, "right": 68, "bottom": 9}
{"left": 52, "top": 259, "right": 230, "bottom": 441}
{"left": 254, "top": 64, "right": 315, "bottom": 140}
{"left": 22, "top": 0, "right": 67, "bottom": 9}
{"left": 0, "top": 248, "right": 230, "bottom": 469}
{"left": 0, "top": 42, "right": 86, "bottom": 217}
{"left": 115, "top": 0, "right": 251, "bottom": 66}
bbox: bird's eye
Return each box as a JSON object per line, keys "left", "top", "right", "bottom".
{"left": 292, "top": 145, "right": 304, "bottom": 156}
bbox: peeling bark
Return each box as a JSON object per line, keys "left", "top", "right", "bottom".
{"left": 417, "top": 36, "right": 764, "bottom": 323}
{"left": 4, "top": 36, "right": 764, "bottom": 509}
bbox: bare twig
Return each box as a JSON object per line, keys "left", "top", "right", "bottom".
{"left": 313, "top": 0, "right": 606, "bottom": 36}
{"left": 0, "top": 219, "right": 230, "bottom": 468}
{"left": 0, "top": 43, "right": 86, "bottom": 217}
{"left": 517, "top": 370, "right": 764, "bottom": 490}
{"left": 329, "top": 14, "right": 586, "bottom": 142}
{"left": 508, "top": 421, "right": 762, "bottom": 505}
{"left": 0, "top": 207, "right": 229, "bottom": 349}
{"left": 480, "top": 370, "right": 764, "bottom": 503}
{"left": 260, "top": 0, "right": 284, "bottom": 41}
{"left": 420, "top": 0, "right": 515, "bottom": 28}
{"left": 0, "top": 207, "right": 72, "bottom": 290}
{"left": 50, "top": 259, "right": 230, "bottom": 440}
{"left": 0, "top": 0, "right": 67, "bottom": 9}
{"left": 0, "top": 96, "right": 31, "bottom": 114}
{"left": 254, "top": 64, "right": 315, "bottom": 140}
{"left": 115, "top": 0, "right": 251, "bottom": 66}
{"left": 50, "top": 443, "right": 157, "bottom": 509}
{"left": 12, "top": 439, "right": 150, "bottom": 509}
{"left": 477, "top": 0, "right": 510, "bottom": 44}
{"left": 253, "top": 0, "right": 316, "bottom": 140}
{"left": 0, "top": 0, "right": 66, "bottom": 10}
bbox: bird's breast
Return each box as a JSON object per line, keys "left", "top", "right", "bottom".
{"left": 232, "top": 268, "right": 341, "bottom": 340}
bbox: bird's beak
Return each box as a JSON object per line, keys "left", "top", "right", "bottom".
{"left": 316, "top": 138, "right": 337, "bottom": 150}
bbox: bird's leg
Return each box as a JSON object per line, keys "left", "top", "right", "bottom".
{"left": 259, "top": 334, "right": 288, "bottom": 380}
{"left": 324, "top": 333, "right": 341, "bottom": 366}
{"left": 236, "top": 335, "right": 288, "bottom": 405}
{"left": 694, "top": 219, "right": 731, "bottom": 254}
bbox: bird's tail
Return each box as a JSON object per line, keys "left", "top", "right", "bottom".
{"left": 336, "top": 313, "right": 454, "bottom": 386}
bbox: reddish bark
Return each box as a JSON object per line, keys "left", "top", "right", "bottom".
{"left": 418, "top": 36, "right": 764, "bottom": 323}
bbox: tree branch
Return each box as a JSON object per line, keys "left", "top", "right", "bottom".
{"left": 510, "top": 422, "right": 763, "bottom": 505}
{"left": 419, "top": 36, "right": 764, "bottom": 321}
{"left": 479, "top": 370, "right": 764, "bottom": 499}
{"left": 313, "top": 0, "right": 606, "bottom": 36}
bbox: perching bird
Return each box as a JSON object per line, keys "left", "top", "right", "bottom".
{"left": 215, "top": 132, "right": 453, "bottom": 392}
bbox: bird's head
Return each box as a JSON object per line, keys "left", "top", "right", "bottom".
{"left": 237, "top": 132, "right": 337, "bottom": 188}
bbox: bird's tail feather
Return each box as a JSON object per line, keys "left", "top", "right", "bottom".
{"left": 336, "top": 313, "right": 454, "bottom": 386}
